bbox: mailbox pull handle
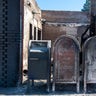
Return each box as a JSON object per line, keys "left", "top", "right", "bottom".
{"left": 29, "top": 58, "right": 39, "bottom": 60}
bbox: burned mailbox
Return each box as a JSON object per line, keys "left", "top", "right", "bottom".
{"left": 52, "top": 35, "right": 80, "bottom": 92}
{"left": 28, "top": 40, "right": 51, "bottom": 92}
{"left": 83, "top": 36, "right": 96, "bottom": 93}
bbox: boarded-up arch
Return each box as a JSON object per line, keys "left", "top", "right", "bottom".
{"left": 83, "top": 36, "right": 96, "bottom": 93}
{"left": 52, "top": 35, "right": 80, "bottom": 92}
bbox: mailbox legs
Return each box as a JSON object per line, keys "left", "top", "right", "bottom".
{"left": 52, "top": 63, "right": 56, "bottom": 92}
{"left": 84, "top": 81, "right": 87, "bottom": 93}
{"left": 47, "top": 74, "right": 51, "bottom": 92}
{"left": 26, "top": 78, "right": 31, "bottom": 93}
{"left": 77, "top": 79, "right": 80, "bottom": 93}
{"left": 77, "top": 56, "right": 80, "bottom": 93}
{"left": 47, "top": 79, "right": 50, "bottom": 92}
{"left": 52, "top": 82, "right": 55, "bottom": 92}
{"left": 32, "top": 79, "right": 34, "bottom": 86}
{"left": 84, "top": 62, "right": 87, "bottom": 93}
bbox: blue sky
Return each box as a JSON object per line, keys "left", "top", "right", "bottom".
{"left": 36, "top": 0, "right": 86, "bottom": 11}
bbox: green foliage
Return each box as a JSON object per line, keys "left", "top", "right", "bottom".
{"left": 82, "top": 0, "right": 91, "bottom": 12}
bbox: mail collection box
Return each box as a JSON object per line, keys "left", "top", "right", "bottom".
{"left": 28, "top": 40, "right": 51, "bottom": 92}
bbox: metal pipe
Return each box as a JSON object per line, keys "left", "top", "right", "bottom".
{"left": 18, "top": 0, "right": 24, "bottom": 85}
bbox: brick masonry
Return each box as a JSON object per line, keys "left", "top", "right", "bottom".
{"left": 42, "top": 10, "right": 90, "bottom": 46}
{"left": 22, "top": 0, "right": 42, "bottom": 79}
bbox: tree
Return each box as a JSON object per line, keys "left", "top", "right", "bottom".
{"left": 82, "top": 0, "right": 91, "bottom": 12}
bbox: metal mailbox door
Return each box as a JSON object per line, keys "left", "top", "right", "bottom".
{"left": 28, "top": 49, "right": 48, "bottom": 79}
{"left": 52, "top": 35, "right": 80, "bottom": 92}
{"left": 83, "top": 36, "right": 96, "bottom": 93}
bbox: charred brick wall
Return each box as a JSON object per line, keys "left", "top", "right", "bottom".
{"left": 42, "top": 10, "right": 90, "bottom": 45}
{"left": 42, "top": 10, "right": 89, "bottom": 23}
{"left": 42, "top": 24, "right": 66, "bottom": 45}
{"left": 0, "top": 0, "right": 21, "bottom": 87}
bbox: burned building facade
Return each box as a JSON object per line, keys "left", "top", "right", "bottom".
{"left": 0, "top": 0, "right": 42, "bottom": 86}
{"left": 23, "top": 0, "right": 42, "bottom": 80}
{"left": 0, "top": 0, "right": 96, "bottom": 88}
{"left": 42, "top": 10, "right": 90, "bottom": 46}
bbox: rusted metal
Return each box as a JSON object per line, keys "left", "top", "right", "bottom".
{"left": 83, "top": 36, "right": 96, "bottom": 93}
{"left": 52, "top": 35, "right": 80, "bottom": 93}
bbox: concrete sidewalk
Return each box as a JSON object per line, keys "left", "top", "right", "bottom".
{"left": 0, "top": 81, "right": 96, "bottom": 95}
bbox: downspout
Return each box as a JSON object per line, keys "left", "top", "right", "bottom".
{"left": 18, "top": 0, "right": 24, "bottom": 85}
